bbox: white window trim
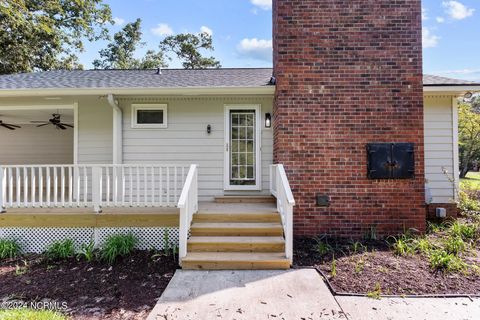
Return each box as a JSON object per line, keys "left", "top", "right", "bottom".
{"left": 131, "top": 104, "right": 168, "bottom": 129}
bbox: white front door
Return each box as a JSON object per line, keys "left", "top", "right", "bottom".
{"left": 224, "top": 105, "right": 261, "bottom": 191}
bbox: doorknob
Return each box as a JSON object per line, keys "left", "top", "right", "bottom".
{"left": 226, "top": 143, "right": 229, "bottom": 151}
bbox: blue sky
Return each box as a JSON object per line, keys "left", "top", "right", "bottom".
{"left": 79, "top": 0, "right": 480, "bottom": 81}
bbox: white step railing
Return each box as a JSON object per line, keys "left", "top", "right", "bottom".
{"left": 270, "top": 164, "right": 296, "bottom": 264}
{"left": 177, "top": 164, "right": 199, "bottom": 264}
{"left": 0, "top": 164, "right": 189, "bottom": 212}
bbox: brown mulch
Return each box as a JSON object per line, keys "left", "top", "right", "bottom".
{"left": 0, "top": 250, "right": 178, "bottom": 319}
{"left": 294, "top": 237, "right": 480, "bottom": 296}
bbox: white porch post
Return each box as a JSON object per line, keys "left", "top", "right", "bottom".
{"left": 107, "top": 94, "right": 123, "bottom": 164}
{"left": 92, "top": 166, "right": 102, "bottom": 213}
{"left": 0, "top": 166, "right": 5, "bottom": 213}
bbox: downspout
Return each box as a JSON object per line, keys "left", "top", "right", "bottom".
{"left": 107, "top": 94, "right": 123, "bottom": 164}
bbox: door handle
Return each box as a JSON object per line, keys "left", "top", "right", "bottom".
{"left": 226, "top": 143, "right": 229, "bottom": 152}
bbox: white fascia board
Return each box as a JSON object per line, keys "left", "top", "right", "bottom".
{"left": 423, "top": 85, "right": 480, "bottom": 94}
{"left": 0, "top": 86, "right": 275, "bottom": 97}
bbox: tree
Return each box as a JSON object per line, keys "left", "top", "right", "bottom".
{"left": 0, "top": 0, "right": 112, "bottom": 74}
{"left": 458, "top": 102, "right": 480, "bottom": 178}
{"left": 160, "top": 32, "right": 221, "bottom": 69}
{"left": 93, "top": 18, "right": 166, "bottom": 70}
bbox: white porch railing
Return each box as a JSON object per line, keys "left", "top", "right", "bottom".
{"left": 0, "top": 164, "right": 190, "bottom": 212}
{"left": 177, "top": 164, "right": 199, "bottom": 264}
{"left": 270, "top": 164, "right": 296, "bottom": 264}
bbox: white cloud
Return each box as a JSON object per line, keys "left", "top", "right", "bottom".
{"left": 112, "top": 17, "right": 125, "bottom": 26}
{"left": 237, "top": 38, "right": 272, "bottom": 61}
{"left": 251, "top": 0, "right": 271, "bottom": 10}
{"left": 442, "top": 1, "right": 475, "bottom": 20}
{"left": 422, "top": 7, "right": 429, "bottom": 20}
{"left": 151, "top": 23, "right": 174, "bottom": 37}
{"left": 436, "top": 16, "right": 445, "bottom": 23}
{"left": 422, "top": 27, "right": 440, "bottom": 48}
{"left": 200, "top": 26, "right": 213, "bottom": 36}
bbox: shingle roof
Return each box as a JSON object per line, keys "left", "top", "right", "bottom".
{"left": 0, "top": 69, "right": 478, "bottom": 90}
{"left": 423, "top": 74, "right": 480, "bottom": 86}
{"left": 0, "top": 68, "right": 274, "bottom": 90}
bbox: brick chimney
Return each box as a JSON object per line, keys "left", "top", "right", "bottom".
{"left": 273, "top": 0, "right": 425, "bottom": 237}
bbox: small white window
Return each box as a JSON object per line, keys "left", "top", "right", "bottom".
{"left": 131, "top": 104, "right": 168, "bottom": 129}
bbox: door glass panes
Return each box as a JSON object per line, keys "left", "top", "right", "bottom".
{"left": 230, "top": 110, "right": 256, "bottom": 186}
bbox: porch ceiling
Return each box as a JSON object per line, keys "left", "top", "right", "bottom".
{"left": 0, "top": 108, "right": 73, "bottom": 125}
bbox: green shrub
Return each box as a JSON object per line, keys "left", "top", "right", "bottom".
{"left": 444, "top": 236, "right": 467, "bottom": 256}
{"left": 429, "top": 250, "right": 467, "bottom": 272}
{"left": 449, "top": 221, "right": 478, "bottom": 241}
{"left": 0, "top": 239, "right": 21, "bottom": 259}
{"left": 0, "top": 308, "right": 67, "bottom": 320}
{"left": 45, "top": 239, "right": 75, "bottom": 260}
{"left": 76, "top": 241, "right": 96, "bottom": 262}
{"left": 100, "top": 234, "right": 136, "bottom": 264}
{"left": 458, "top": 189, "right": 480, "bottom": 213}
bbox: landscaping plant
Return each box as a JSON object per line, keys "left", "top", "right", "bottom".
{"left": 77, "top": 241, "right": 96, "bottom": 262}
{"left": 428, "top": 250, "right": 467, "bottom": 272}
{"left": 0, "top": 239, "right": 21, "bottom": 259}
{"left": 444, "top": 236, "right": 467, "bottom": 256}
{"left": 100, "top": 234, "right": 137, "bottom": 264}
{"left": 449, "top": 221, "right": 478, "bottom": 241}
{"left": 389, "top": 235, "right": 416, "bottom": 257}
{"left": 313, "top": 236, "right": 332, "bottom": 256}
{"left": 45, "top": 239, "right": 75, "bottom": 260}
{"left": 366, "top": 282, "right": 382, "bottom": 300}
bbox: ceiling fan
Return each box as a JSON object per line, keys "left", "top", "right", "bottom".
{"left": 31, "top": 113, "right": 73, "bottom": 130}
{"left": 0, "top": 120, "right": 21, "bottom": 130}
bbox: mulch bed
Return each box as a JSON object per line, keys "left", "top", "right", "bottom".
{"left": 0, "top": 250, "right": 178, "bottom": 320}
{"left": 294, "top": 237, "right": 480, "bottom": 296}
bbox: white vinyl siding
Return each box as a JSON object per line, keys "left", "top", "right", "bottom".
{"left": 76, "top": 97, "right": 113, "bottom": 164}
{"left": 120, "top": 96, "right": 273, "bottom": 201}
{"left": 424, "top": 95, "right": 457, "bottom": 204}
{"left": 0, "top": 124, "right": 73, "bottom": 165}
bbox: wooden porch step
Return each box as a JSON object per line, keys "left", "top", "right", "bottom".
{"left": 188, "top": 236, "right": 285, "bottom": 252}
{"left": 193, "top": 212, "right": 281, "bottom": 223}
{"left": 182, "top": 252, "right": 290, "bottom": 270}
{"left": 215, "top": 196, "right": 276, "bottom": 204}
{"left": 190, "top": 222, "right": 284, "bottom": 237}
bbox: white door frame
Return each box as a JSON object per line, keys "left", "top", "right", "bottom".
{"left": 224, "top": 104, "right": 262, "bottom": 191}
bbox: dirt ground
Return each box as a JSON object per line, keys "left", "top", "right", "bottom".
{"left": 294, "top": 237, "right": 480, "bottom": 296}
{"left": 0, "top": 250, "right": 178, "bottom": 320}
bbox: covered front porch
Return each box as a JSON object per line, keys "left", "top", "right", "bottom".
{"left": 0, "top": 163, "right": 295, "bottom": 268}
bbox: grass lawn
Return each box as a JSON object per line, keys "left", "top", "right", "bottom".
{"left": 461, "top": 171, "right": 480, "bottom": 189}
{"left": 0, "top": 309, "right": 66, "bottom": 320}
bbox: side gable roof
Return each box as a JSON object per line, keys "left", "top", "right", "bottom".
{"left": 423, "top": 74, "right": 480, "bottom": 86}
{"left": 0, "top": 68, "right": 274, "bottom": 90}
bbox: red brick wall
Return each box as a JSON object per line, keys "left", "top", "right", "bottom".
{"left": 426, "top": 204, "right": 458, "bottom": 220}
{"left": 273, "top": 0, "right": 426, "bottom": 237}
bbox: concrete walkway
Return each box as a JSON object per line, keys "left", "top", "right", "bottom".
{"left": 338, "top": 296, "right": 480, "bottom": 320}
{"left": 148, "top": 269, "right": 480, "bottom": 320}
{"left": 147, "top": 269, "right": 347, "bottom": 320}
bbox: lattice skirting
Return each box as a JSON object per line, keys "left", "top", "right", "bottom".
{"left": 0, "top": 227, "right": 179, "bottom": 253}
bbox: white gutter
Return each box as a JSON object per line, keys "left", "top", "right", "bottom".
{"left": 0, "top": 86, "right": 275, "bottom": 98}
{"left": 107, "top": 94, "right": 123, "bottom": 164}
